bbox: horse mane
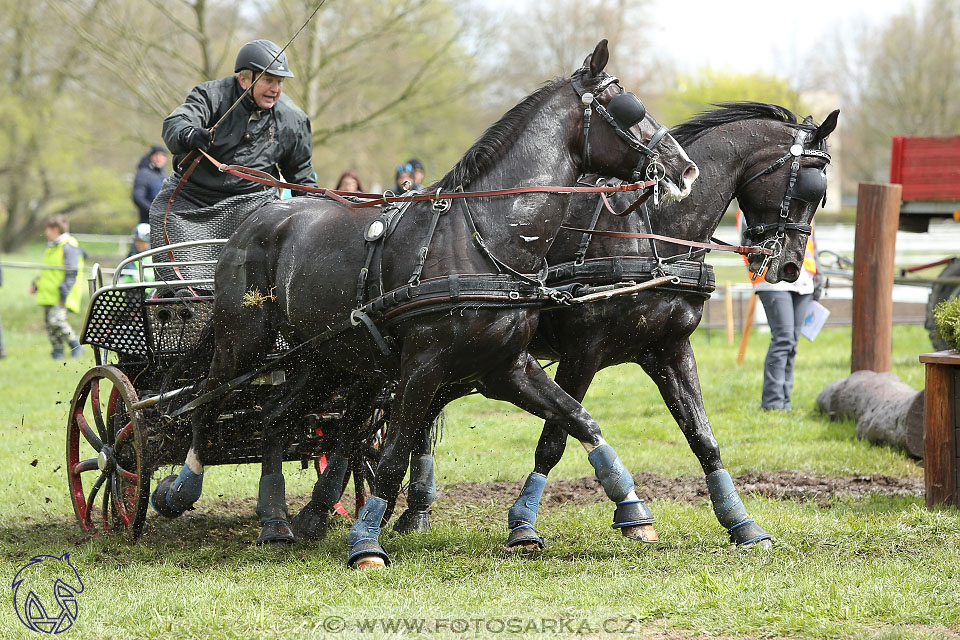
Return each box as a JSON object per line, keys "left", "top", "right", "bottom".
{"left": 670, "top": 101, "right": 815, "bottom": 146}
{"left": 433, "top": 78, "right": 567, "bottom": 191}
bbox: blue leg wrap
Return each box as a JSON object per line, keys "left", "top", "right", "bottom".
{"left": 347, "top": 496, "right": 388, "bottom": 547}
{"left": 705, "top": 469, "right": 749, "bottom": 530}
{"left": 508, "top": 472, "right": 547, "bottom": 528}
{"left": 317, "top": 454, "right": 350, "bottom": 509}
{"left": 587, "top": 444, "right": 634, "bottom": 503}
{"left": 166, "top": 466, "right": 203, "bottom": 513}
{"left": 407, "top": 455, "right": 437, "bottom": 510}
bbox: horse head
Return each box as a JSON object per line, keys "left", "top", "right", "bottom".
{"left": 572, "top": 40, "right": 699, "bottom": 203}
{"left": 737, "top": 108, "right": 839, "bottom": 283}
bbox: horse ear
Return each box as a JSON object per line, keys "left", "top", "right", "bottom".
{"left": 812, "top": 109, "right": 840, "bottom": 144}
{"left": 586, "top": 39, "right": 609, "bottom": 77}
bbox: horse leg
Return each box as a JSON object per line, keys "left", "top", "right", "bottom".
{"left": 391, "top": 418, "right": 437, "bottom": 534}
{"left": 638, "top": 339, "right": 773, "bottom": 548}
{"left": 151, "top": 267, "right": 276, "bottom": 521}
{"left": 291, "top": 381, "right": 380, "bottom": 541}
{"left": 256, "top": 432, "right": 294, "bottom": 545}
{"left": 478, "top": 352, "right": 651, "bottom": 543}
{"left": 347, "top": 366, "right": 447, "bottom": 569}
{"left": 506, "top": 356, "right": 638, "bottom": 551}
{"left": 392, "top": 382, "right": 471, "bottom": 534}
{"left": 150, "top": 347, "right": 238, "bottom": 518}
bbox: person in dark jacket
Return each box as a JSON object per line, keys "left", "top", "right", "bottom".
{"left": 132, "top": 145, "right": 168, "bottom": 224}
{"left": 149, "top": 39, "right": 318, "bottom": 281}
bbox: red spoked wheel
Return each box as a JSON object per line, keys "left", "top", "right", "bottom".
{"left": 66, "top": 366, "right": 150, "bottom": 540}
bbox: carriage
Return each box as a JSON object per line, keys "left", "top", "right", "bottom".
{"left": 65, "top": 240, "right": 388, "bottom": 540}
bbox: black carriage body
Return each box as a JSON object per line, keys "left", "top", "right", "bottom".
{"left": 78, "top": 243, "right": 389, "bottom": 475}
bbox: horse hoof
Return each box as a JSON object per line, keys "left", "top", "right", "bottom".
{"left": 621, "top": 523, "right": 658, "bottom": 543}
{"left": 150, "top": 475, "right": 184, "bottom": 519}
{"left": 291, "top": 506, "right": 329, "bottom": 541}
{"left": 505, "top": 525, "right": 544, "bottom": 552}
{"left": 729, "top": 520, "right": 774, "bottom": 548}
{"left": 347, "top": 539, "right": 391, "bottom": 568}
{"left": 748, "top": 538, "right": 774, "bottom": 550}
{"left": 256, "top": 520, "right": 295, "bottom": 545}
{"left": 393, "top": 509, "right": 430, "bottom": 534}
{"left": 353, "top": 555, "right": 386, "bottom": 570}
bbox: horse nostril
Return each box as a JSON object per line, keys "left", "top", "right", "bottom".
{"left": 682, "top": 164, "right": 699, "bottom": 186}
{"left": 784, "top": 263, "right": 798, "bottom": 277}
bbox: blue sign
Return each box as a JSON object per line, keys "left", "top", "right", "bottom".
{"left": 11, "top": 553, "right": 84, "bottom": 634}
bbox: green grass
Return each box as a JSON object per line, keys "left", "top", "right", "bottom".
{"left": 0, "top": 246, "right": 957, "bottom": 639}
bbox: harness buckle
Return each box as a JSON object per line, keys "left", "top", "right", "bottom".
{"left": 509, "top": 291, "right": 521, "bottom": 300}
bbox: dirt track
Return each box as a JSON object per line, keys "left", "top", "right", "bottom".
{"left": 432, "top": 470, "right": 923, "bottom": 511}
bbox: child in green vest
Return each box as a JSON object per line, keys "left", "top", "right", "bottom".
{"left": 29, "top": 215, "right": 86, "bottom": 359}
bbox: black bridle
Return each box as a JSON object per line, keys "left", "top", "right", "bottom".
{"left": 570, "top": 71, "right": 670, "bottom": 201}
{"left": 737, "top": 126, "right": 831, "bottom": 270}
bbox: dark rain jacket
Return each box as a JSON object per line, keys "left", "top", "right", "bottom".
{"left": 132, "top": 153, "right": 167, "bottom": 223}
{"left": 161, "top": 76, "right": 317, "bottom": 199}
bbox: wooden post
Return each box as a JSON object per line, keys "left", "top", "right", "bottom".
{"left": 851, "top": 182, "right": 902, "bottom": 373}
{"left": 737, "top": 293, "right": 758, "bottom": 365}
{"left": 724, "top": 282, "right": 735, "bottom": 345}
{"left": 919, "top": 352, "right": 959, "bottom": 508}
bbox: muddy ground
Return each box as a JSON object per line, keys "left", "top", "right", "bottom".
{"left": 432, "top": 470, "right": 923, "bottom": 512}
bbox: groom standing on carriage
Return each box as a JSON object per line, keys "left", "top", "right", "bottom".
{"left": 149, "top": 39, "right": 317, "bottom": 283}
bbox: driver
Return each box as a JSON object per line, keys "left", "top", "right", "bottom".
{"left": 149, "top": 39, "right": 318, "bottom": 283}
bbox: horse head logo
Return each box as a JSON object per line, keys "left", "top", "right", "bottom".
{"left": 11, "top": 553, "right": 84, "bottom": 634}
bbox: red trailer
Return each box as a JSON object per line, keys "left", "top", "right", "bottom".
{"left": 890, "top": 136, "right": 960, "bottom": 348}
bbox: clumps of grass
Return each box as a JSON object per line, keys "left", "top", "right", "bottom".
{"left": 933, "top": 297, "right": 960, "bottom": 350}
{"left": 241, "top": 286, "right": 277, "bottom": 309}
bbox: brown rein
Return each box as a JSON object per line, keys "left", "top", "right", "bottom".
{"left": 197, "top": 150, "right": 660, "bottom": 207}
{"left": 559, "top": 226, "right": 772, "bottom": 256}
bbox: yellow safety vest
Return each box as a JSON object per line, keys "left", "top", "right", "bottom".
{"left": 36, "top": 236, "right": 85, "bottom": 313}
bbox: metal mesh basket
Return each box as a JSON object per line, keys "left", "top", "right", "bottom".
{"left": 144, "top": 298, "right": 214, "bottom": 357}
{"left": 83, "top": 288, "right": 148, "bottom": 356}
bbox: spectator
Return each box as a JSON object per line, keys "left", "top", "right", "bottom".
{"left": 737, "top": 210, "right": 822, "bottom": 411}
{"left": 392, "top": 162, "right": 414, "bottom": 194}
{"left": 29, "top": 215, "right": 86, "bottom": 360}
{"left": 132, "top": 145, "right": 168, "bottom": 224}
{"left": 335, "top": 170, "right": 363, "bottom": 192}
{"left": 119, "top": 223, "right": 155, "bottom": 286}
{"left": 406, "top": 158, "right": 425, "bottom": 190}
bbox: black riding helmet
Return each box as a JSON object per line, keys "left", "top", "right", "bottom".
{"left": 234, "top": 39, "right": 294, "bottom": 78}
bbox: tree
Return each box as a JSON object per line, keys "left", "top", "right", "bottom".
{"left": 659, "top": 68, "right": 806, "bottom": 127}
{"left": 805, "top": 0, "right": 960, "bottom": 187}
{"left": 478, "top": 0, "right": 667, "bottom": 105}
{"left": 0, "top": 1, "right": 127, "bottom": 251}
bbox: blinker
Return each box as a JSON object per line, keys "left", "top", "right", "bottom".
{"left": 789, "top": 167, "right": 827, "bottom": 204}
{"left": 607, "top": 92, "right": 646, "bottom": 130}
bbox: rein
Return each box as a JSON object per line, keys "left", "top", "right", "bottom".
{"left": 559, "top": 226, "right": 773, "bottom": 256}
{"left": 196, "top": 150, "right": 659, "bottom": 206}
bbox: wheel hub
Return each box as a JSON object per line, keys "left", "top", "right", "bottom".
{"left": 97, "top": 445, "right": 116, "bottom": 472}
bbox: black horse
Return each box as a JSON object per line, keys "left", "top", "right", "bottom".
{"left": 387, "top": 103, "right": 839, "bottom": 549}
{"left": 151, "top": 40, "right": 698, "bottom": 568}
